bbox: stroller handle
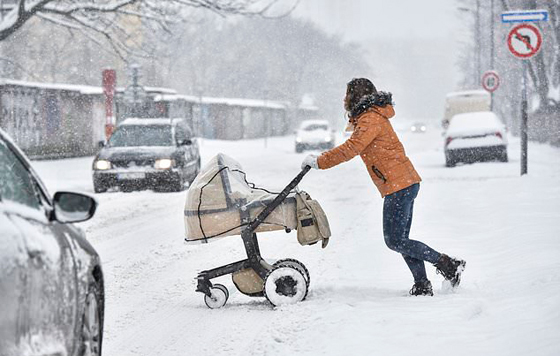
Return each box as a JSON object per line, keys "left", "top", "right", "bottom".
{"left": 244, "top": 166, "right": 311, "bottom": 233}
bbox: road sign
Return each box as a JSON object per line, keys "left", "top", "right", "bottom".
{"left": 507, "top": 24, "right": 542, "bottom": 59}
{"left": 482, "top": 71, "right": 500, "bottom": 92}
{"left": 501, "top": 9, "right": 548, "bottom": 23}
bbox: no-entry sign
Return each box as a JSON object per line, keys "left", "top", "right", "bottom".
{"left": 482, "top": 71, "right": 500, "bottom": 92}
{"left": 507, "top": 23, "right": 543, "bottom": 58}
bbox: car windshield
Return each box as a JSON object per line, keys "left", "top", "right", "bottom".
{"left": 109, "top": 125, "right": 173, "bottom": 147}
{"left": 303, "top": 124, "right": 328, "bottom": 131}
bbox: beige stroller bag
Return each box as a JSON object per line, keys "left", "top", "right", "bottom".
{"left": 296, "top": 191, "right": 331, "bottom": 248}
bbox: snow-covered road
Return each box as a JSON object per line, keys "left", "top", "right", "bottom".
{"left": 32, "top": 125, "right": 560, "bottom": 356}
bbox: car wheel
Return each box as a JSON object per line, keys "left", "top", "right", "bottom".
{"left": 499, "top": 149, "right": 508, "bottom": 162}
{"left": 445, "top": 156, "right": 456, "bottom": 167}
{"left": 295, "top": 145, "right": 303, "bottom": 153}
{"left": 80, "top": 282, "right": 103, "bottom": 356}
{"left": 168, "top": 177, "right": 184, "bottom": 192}
{"left": 93, "top": 180, "right": 107, "bottom": 194}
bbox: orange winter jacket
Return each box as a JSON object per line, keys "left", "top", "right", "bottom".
{"left": 317, "top": 104, "right": 421, "bottom": 197}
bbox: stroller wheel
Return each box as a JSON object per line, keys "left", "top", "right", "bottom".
{"left": 273, "top": 259, "right": 310, "bottom": 285}
{"left": 204, "top": 284, "right": 229, "bottom": 309}
{"left": 272, "top": 259, "right": 310, "bottom": 299}
{"left": 264, "top": 266, "right": 307, "bottom": 307}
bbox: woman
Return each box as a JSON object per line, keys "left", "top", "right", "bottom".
{"left": 301, "top": 78, "right": 465, "bottom": 296}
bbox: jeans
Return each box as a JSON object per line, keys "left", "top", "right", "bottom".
{"left": 383, "top": 183, "right": 441, "bottom": 283}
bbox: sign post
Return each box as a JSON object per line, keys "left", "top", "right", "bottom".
{"left": 521, "top": 61, "right": 528, "bottom": 175}
{"left": 102, "top": 69, "right": 116, "bottom": 141}
{"left": 504, "top": 15, "right": 545, "bottom": 176}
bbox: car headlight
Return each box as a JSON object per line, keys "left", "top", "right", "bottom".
{"left": 324, "top": 136, "right": 332, "bottom": 142}
{"left": 411, "top": 127, "right": 417, "bottom": 132}
{"left": 296, "top": 137, "right": 302, "bottom": 143}
{"left": 421, "top": 126, "right": 426, "bottom": 131}
{"left": 155, "top": 158, "right": 174, "bottom": 170}
{"left": 94, "top": 159, "right": 111, "bottom": 170}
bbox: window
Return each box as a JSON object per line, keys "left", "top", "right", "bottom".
{"left": 303, "top": 124, "right": 329, "bottom": 131}
{"left": 0, "top": 140, "right": 41, "bottom": 209}
{"left": 108, "top": 125, "right": 173, "bottom": 147}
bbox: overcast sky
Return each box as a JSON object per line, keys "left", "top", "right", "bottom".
{"left": 291, "top": 0, "right": 463, "bottom": 41}
{"left": 287, "top": 0, "right": 470, "bottom": 121}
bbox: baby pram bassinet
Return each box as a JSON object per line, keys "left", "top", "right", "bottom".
{"left": 185, "top": 154, "right": 330, "bottom": 307}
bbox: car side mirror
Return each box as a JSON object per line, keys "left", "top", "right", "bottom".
{"left": 98, "top": 140, "right": 105, "bottom": 148}
{"left": 180, "top": 139, "right": 192, "bottom": 146}
{"left": 52, "top": 192, "right": 97, "bottom": 223}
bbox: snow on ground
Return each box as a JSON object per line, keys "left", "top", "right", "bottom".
{"left": 32, "top": 125, "right": 560, "bottom": 356}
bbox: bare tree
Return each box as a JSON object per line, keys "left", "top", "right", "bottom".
{"left": 0, "top": 0, "right": 294, "bottom": 59}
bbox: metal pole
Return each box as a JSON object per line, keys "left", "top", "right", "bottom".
{"left": 476, "top": 0, "right": 481, "bottom": 81}
{"left": 263, "top": 95, "right": 268, "bottom": 148}
{"left": 490, "top": 0, "right": 495, "bottom": 111}
{"left": 521, "top": 60, "right": 528, "bottom": 176}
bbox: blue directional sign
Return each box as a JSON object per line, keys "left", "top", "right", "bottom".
{"left": 502, "top": 9, "right": 548, "bottom": 23}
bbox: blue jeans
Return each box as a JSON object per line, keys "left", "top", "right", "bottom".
{"left": 383, "top": 183, "right": 441, "bottom": 283}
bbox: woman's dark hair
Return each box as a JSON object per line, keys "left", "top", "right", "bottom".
{"left": 345, "top": 78, "right": 377, "bottom": 112}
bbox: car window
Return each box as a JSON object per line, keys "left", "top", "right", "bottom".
{"left": 303, "top": 124, "right": 329, "bottom": 131}
{"left": 0, "top": 140, "right": 42, "bottom": 209}
{"left": 108, "top": 125, "right": 173, "bottom": 147}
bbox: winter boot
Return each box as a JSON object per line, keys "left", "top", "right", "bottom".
{"left": 409, "top": 280, "right": 433, "bottom": 296}
{"left": 435, "top": 254, "right": 466, "bottom": 287}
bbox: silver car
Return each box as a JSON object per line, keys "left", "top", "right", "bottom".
{"left": 0, "top": 129, "right": 103, "bottom": 356}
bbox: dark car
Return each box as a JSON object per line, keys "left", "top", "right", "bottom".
{"left": 92, "top": 118, "right": 201, "bottom": 192}
{"left": 0, "top": 129, "right": 103, "bottom": 356}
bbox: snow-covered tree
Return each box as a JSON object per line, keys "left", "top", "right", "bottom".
{"left": 0, "top": 0, "right": 289, "bottom": 58}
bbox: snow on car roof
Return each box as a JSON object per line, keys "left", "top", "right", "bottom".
{"left": 447, "top": 111, "right": 503, "bottom": 136}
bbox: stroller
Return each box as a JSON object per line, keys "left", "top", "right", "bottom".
{"left": 184, "top": 154, "right": 331, "bottom": 308}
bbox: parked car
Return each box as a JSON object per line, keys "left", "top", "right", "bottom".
{"left": 410, "top": 122, "right": 427, "bottom": 133}
{"left": 444, "top": 111, "right": 508, "bottom": 167}
{"left": 0, "top": 129, "right": 103, "bottom": 356}
{"left": 92, "top": 118, "right": 201, "bottom": 192}
{"left": 295, "top": 119, "right": 335, "bottom": 153}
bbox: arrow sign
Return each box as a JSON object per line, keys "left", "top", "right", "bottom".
{"left": 502, "top": 9, "right": 548, "bottom": 23}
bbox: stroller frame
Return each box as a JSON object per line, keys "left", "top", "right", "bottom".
{"left": 195, "top": 166, "right": 310, "bottom": 298}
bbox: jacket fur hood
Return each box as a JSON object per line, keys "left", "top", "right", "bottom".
{"left": 350, "top": 91, "right": 394, "bottom": 118}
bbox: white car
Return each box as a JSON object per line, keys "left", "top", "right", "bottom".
{"left": 444, "top": 111, "right": 508, "bottom": 167}
{"left": 295, "top": 120, "right": 335, "bottom": 153}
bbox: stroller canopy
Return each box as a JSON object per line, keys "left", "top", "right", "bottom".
{"left": 184, "top": 154, "right": 297, "bottom": 243}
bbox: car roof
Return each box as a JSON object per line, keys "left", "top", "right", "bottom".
{"left": 445, "top": 90, "right": 490, "bottom": 99}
